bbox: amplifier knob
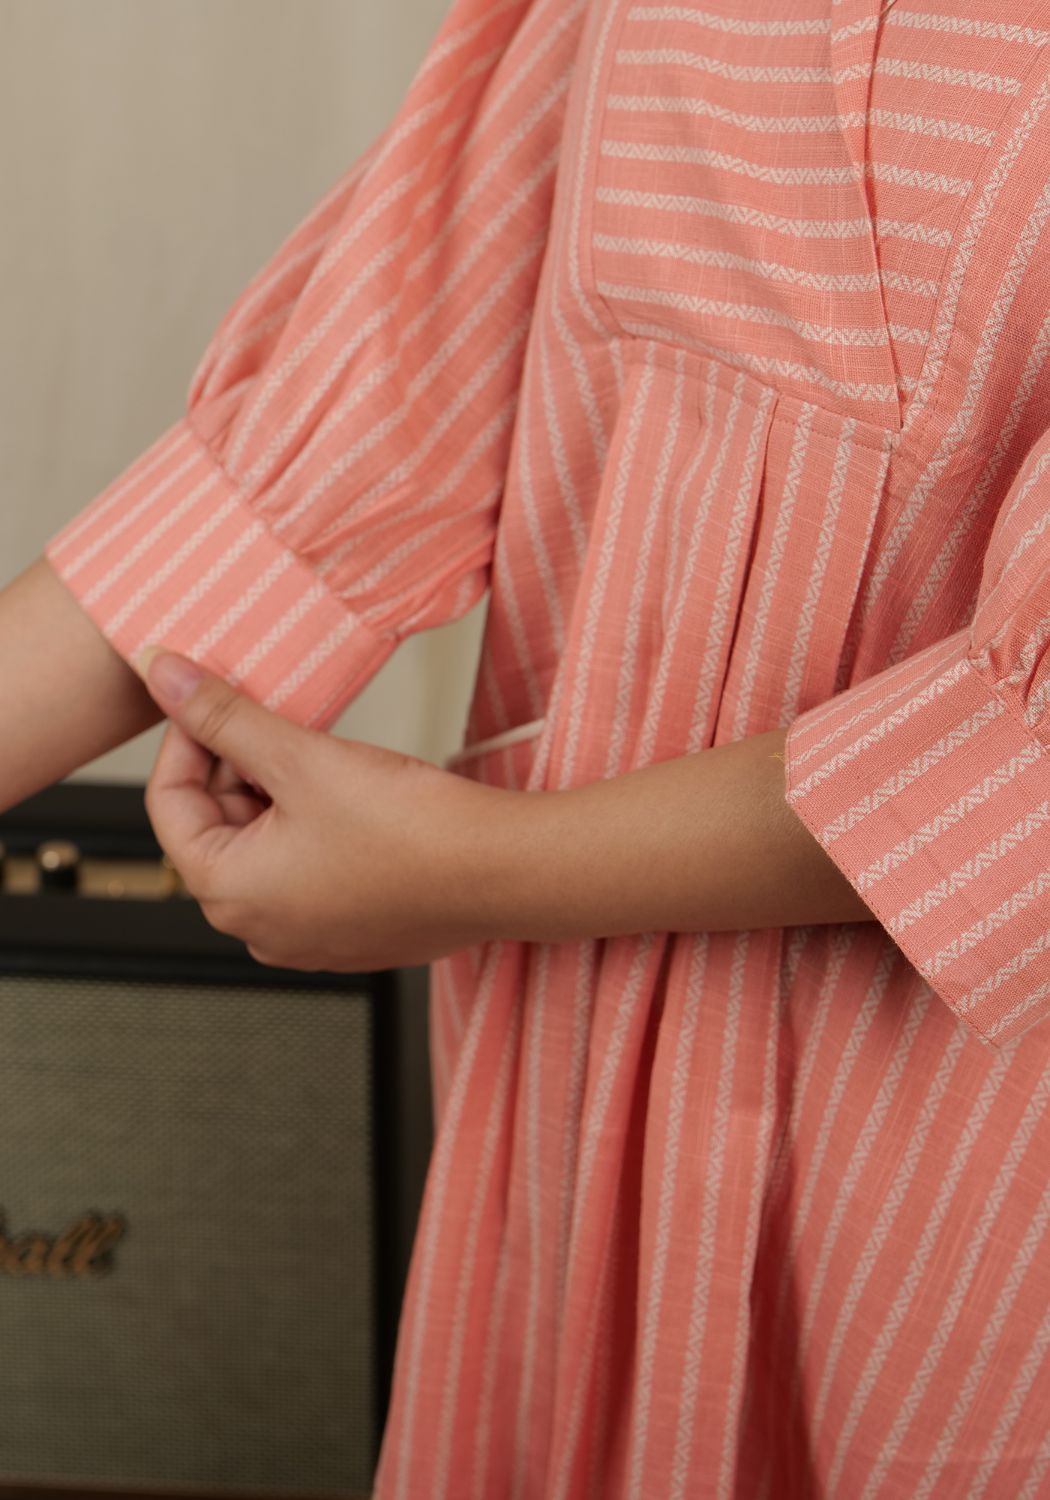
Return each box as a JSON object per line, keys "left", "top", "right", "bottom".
{"left": 37, "top": 839, "right": 81, "bottom": 892}
{"left": 160, "top": 852, "right": 187, "bottom": 896}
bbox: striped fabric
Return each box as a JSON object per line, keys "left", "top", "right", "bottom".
{"left": 44, "top": 0, "right": 1050, "bottom": 1493}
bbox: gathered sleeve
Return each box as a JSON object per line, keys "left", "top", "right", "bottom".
{"left": 783, "top": 429, "right": 1050, "bottom": 1050}
{"left": 44, "top": 0, "right": 582, "bottom": 732}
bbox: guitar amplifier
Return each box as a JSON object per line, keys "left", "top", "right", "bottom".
{"left": 0, "top": 780, "right": 434, "bottom": 1499}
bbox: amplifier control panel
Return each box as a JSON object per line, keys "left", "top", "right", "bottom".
{"left": 0, "top": 841, "right": 190, "bottom": 900}
{"left": 0, "top": 782, "right": 194, "bottom": 902}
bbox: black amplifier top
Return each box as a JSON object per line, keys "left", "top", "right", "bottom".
{"left": 0, "top": 780, "right": 157, "bottom": 860}
{"left": 0, "top": 780, "right": 381, "bottom": 992}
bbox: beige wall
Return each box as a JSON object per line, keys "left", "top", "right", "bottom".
{"left": 1, "top": 0, "right": 486, "bottom": 784}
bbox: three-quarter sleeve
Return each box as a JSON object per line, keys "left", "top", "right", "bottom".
{"left": 44, "top": 0, "right": 582, "bottom": 732}
{"left": 783, "top": 428, "right": 1050, "bottom": 1050}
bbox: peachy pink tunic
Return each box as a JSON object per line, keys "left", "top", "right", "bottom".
{"left": 44, "top": 0, "right": 1050, "bottom": 1493}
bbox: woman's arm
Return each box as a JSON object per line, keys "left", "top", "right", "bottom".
{"left": 119, "top": 646, "right": 875, "bottom": 976}
{"left": 491, "top": 727, "right": 879, "bottom": 941}
{"left": 0, "top": 556, "right": 165, "bottom": 814}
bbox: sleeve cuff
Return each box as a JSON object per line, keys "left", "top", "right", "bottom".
{"left": 784, "top": 626, "right": 1050, "bottom": 1049}
{"left": 44, "top": 414, "right": 397, "bottom": 733}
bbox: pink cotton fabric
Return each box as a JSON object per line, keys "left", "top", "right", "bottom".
{"left": 45, "top": 0, "right": 1050, "bottom": 1493}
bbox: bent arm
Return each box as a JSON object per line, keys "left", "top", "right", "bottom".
{"left": 487, "top": 727, "right": 879, "bottom": 942}
{"left": 0, "top": 556, "right": 165, "bottom": 814}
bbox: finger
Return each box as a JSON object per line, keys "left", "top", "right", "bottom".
{"left": 211, "top": 786, "right": 268, "bottom": 828}
{"left": 133, "top": 645, "right": 301, "bottom": 797}
{"left": 145, "top": 719, "right": 238, "bottom": 886}
{"left": 213, "top": 756, "right": 268, "bottom": 804}
{"left": 215, "top": 786, "right": 270, "bottom": 828}
{"left": 205, "top": 760, "right": 269, "bottom": 828}
{"left": 208, "top": 756, "right": 267, "bottom": 792}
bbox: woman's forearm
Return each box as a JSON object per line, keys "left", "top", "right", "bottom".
{"left": 0, "top": 557, "right": 876, "bottom": 938}
{"left": 489, "top": 727, "right": 878, "bottom": 942}
{"left": 0, "top": 556, "right": 165, "bottom": 814}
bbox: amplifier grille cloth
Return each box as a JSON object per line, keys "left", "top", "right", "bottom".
{"left": 0, "top": 974, "right": 374, "bottom": 1492}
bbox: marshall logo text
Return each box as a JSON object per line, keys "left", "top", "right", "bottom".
{"left": 0, "top": 1208, "right": 127, "bottom": 1277}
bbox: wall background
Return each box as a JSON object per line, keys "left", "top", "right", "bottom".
{"left": 0, "top": 0, "right": 485, "bottom": 784}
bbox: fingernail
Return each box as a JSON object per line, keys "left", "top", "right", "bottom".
{"left": 137, "top": 647, "right": 202, "bottom": 703}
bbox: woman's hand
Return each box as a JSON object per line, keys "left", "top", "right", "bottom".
{"left": 133, "top": 647, "right": 515, "bottom": 972}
